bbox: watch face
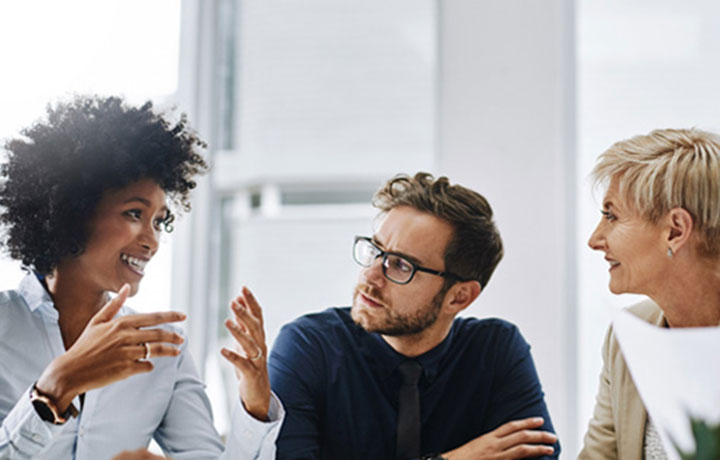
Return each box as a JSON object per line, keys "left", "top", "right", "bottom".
{"left": 31, "top": 398, "right": 58, "bottom": 423}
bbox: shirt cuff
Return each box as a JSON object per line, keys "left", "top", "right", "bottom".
{"left": 2, "top": 384, "right": 67, "bottom": 457}
{"left": 234, "top": 390, "right": 284, "bottom": 426}
{"left": 224, "top": 391, "right": 285, "bottom": 459}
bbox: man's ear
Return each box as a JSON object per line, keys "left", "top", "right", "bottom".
{"left": 665, "top": 207, "right": 694, "bottom": 255}
{"left": 444, "top": 280, "right": 482, "bottom": 315}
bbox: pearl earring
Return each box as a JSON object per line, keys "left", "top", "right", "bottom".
{"left": 667, "top": 247, "right": 673, "bottom": 258}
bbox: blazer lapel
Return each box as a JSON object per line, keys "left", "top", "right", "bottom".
{"left": 618, "top": 305, "right": 667, "bottom": 460}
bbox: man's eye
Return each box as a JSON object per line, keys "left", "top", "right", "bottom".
{"left": 389, "top": 257, "right": 413, "bottom": 272}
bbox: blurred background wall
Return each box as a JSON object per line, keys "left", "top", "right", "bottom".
{"left": 1, "top": 0, "right": 719, "bottom": 456}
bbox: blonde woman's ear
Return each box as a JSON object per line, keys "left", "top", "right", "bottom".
{"left": 666, "top": 207, "right": 694, "bottom": 254}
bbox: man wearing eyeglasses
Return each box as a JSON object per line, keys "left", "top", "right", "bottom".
{"left": 266, "top": 173, "right": 560, "bottom": 459}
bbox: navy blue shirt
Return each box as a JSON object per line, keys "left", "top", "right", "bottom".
{"left": 269, "top": 308, "right": 560, "bottom": 459}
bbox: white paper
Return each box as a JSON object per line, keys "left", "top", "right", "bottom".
{"left": 612, "top": 309, "right": 720, "bottom": 459}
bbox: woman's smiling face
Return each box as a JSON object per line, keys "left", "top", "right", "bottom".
{"left": 587, "top": 178, "right": 669, "bottom": 295}
{"left": 62, "top": 178, "right": 169, "bottom": 296}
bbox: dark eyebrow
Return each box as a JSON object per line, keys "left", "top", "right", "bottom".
{"left": 371, "top": 235, "right": 423, "bottom": 266}
{"left": 123, "top": 197, "right": 169, "bottom": 214}
{"left": 123, "top": 197, "right": 152, "bottom": 206}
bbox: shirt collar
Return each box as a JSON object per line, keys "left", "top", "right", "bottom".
{"left": 18, "top": 272, "right": 57, "bottom": 318}
{"left": 357, "top": 318, "right": 459, "bottom": 384}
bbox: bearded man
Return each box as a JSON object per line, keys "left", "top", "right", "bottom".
{"left": 267, "top": 173, "right": 560, "bottom": 460}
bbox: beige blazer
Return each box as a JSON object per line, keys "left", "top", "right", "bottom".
{"left": 578, "top": 300, "right": 665, "bottom": 460}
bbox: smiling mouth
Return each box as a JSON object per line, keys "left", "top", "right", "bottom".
{"left": 121, "top": 253, "right": 148, "bottom": 276}
{"left": 607, "top": 260, "right": 620, "bottom": 270}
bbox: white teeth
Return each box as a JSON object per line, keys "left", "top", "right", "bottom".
{"left": 121, "top": 253, "right": 147, "bottom": 272}
{"left": 609, "top": 261, "right": 620, "bottom": 267}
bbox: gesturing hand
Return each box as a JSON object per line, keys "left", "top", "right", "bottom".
{"left": 36, "top": 284, "right": 186, "bottom": 413}
{"left": 220, "top": 286, "right": 271, "bottom": 421}
{"left": 444, "top": 417, "right": 557, "bottom": 460}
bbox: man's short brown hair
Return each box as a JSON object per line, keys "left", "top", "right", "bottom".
{"left": 372, "top": 172, "right": 504, "bottom": 288}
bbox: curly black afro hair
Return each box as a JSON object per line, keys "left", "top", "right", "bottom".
{"left": 0, "top": 95, "right": 208, "bottom": 275}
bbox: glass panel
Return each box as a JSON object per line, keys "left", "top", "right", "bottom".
{"left": 233, "top": 0, "right": 436, "bottom": 178}
{"left": 227, "top": 210, "right": 375, "bottom": 348}
{"left": 214, "top": 0, "right": 238, "bottom": 150}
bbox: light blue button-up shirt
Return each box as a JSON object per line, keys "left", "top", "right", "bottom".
{"left": 0, "top": 274, "right": 284, "bottom": 459}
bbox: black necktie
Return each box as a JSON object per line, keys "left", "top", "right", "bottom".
{"left": 396, "top": 360, "right": 423, "bottom": 460}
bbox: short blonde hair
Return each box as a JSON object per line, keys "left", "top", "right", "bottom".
{"left": 592, "top": 128, "right": 720, "bottom": 256}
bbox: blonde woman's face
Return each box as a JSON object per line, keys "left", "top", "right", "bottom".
{"left": 587, "top": 178, "right": 669, "bottom": 295}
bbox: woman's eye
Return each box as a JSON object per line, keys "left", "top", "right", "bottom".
{"left": 600, "top": 210, "right": 616, "bottom": 221}
{"left": 125, "top": 209, "right": 142, "bottom": 220}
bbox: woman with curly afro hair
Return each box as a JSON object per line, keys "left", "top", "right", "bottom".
{"left": 0, "top": 96, "right": 283, "bottom": 460}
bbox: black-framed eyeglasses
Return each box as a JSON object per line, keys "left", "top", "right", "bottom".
{"left": 353, "top": 236, "right": 465, "bottom": 285}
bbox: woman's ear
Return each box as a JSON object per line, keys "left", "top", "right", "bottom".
{"left": 444, "top": 280, "right": 482, "bottom": 315}
{"left": 666, "top": 207, "right": 694, "bottom": 255}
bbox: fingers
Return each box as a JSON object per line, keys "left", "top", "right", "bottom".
{"left": 492, "top": 417, "right": 556, "bottom": 459}
{"left": 92, "top": 284, "right": 131, "bottom": 323}
{"left": 126, "top": 327, "right": 185, "bottom": 346}
{"left": 239, "top": 286, "right": 264, "bottom": 326}
{"left": 498, "top": 428, "right": 557, "bottom": 451}
{"left": 493, "top": 417, "right": 545, "bottom": 437}
{"left": 121, "top": 310, "right": 186, "bottom": 328}
{"left": 230, "top": 288, "right": 265, "bottom": 345}
{"left": 222, "top": 288, "right": 267, "bottom": 375}
{"left": 225, "top": 318, "right": 263, "bottom": 364}
{"left": 230, "top": 301, "right": 264, "bottom": 343}
{"left": 125, "top": 343, "right": 182, "bottom": 361}
{"left": 221, "top": 346, "right": 255, "bottom": 374}
{"left": 505, "top": 443, "right": 555, "bottom": 458}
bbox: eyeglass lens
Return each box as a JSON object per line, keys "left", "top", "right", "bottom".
{"left": 354, "top": 238, "right": 415, "bottom": 284}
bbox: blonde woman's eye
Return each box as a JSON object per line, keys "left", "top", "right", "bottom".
{"left": 600, "top": 210, "right": 616, "bottom": 221}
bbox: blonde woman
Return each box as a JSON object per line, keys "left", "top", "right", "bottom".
{"left": 580, "top": 128, "right": 720, "bottom": 459}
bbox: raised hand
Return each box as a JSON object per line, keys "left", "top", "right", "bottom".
{"left": 36, "top": 284, "right": 186, "bottom": 414}
{"left": 221, "top": 286, "right": 271, "bottom": 421}
{"left": 444, "top": 417, "right": 557, "bottom": 460}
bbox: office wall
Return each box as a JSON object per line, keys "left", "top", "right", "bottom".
{"left": 438, "top": 0, "right": 577, "bottom": 455}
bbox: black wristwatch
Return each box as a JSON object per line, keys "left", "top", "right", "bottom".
{"left": 29, "top": 383, "right": 78, "bottom": 425}
{"left": 421, "top": 454, "right": 448, "bottom": 460}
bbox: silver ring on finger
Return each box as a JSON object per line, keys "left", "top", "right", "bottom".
{"left": 142, "top": 342, "right": 151, "bottom": 360}
{"left": 251, "top": 347, "right": 263, "bottom": 361}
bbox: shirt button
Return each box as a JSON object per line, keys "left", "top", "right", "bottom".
{"left": 31, "top": 433, "right": 42, "bottom": 442}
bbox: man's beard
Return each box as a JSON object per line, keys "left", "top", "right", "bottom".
{"left": 351, "top": 283, "right": 448, "bottom": 336}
